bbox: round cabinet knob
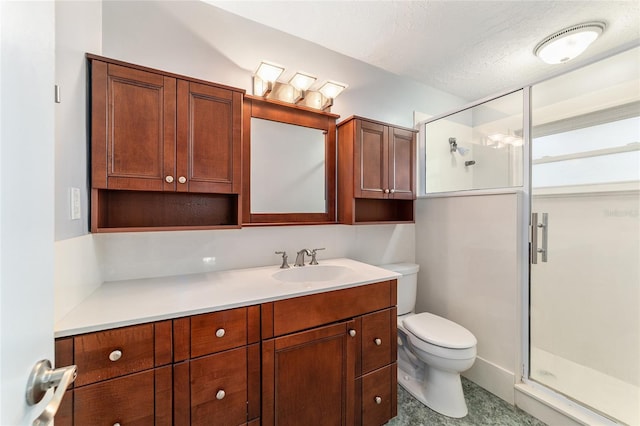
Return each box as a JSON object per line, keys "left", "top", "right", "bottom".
{"left": 165, "top": 175, "right": 174, "bottom": 183}
{"left": 215, "top": 328, "right": 225, "bottom": 338}
{"left": 178, "top": 176, "right": 187, "bottom": 184}
{"left": 216, "top": 389, "right": 226, "bottom": 400}
{"left": 383, "top": 189, "right": 390, "bottom": 194}
{"left": 349, "top": 329, "right": 356, "bottom": 337}
{"left": 113, "top": 423, "right": 121, "bottom": 426}
{"left": 374, "top": 338, "right": 382, "bottom": 346}
{"left": 374, "top": 396, "right": 382, "bottom": 404}
{"left": 109, "top": 350, "right": 122, "bottom": 362}
{"left": 390, "top": 189, "right": 395, "bottom": 194}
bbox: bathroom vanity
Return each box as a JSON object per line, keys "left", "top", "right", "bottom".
{"left": 54, "top": 258, "right": 399, "bottom": 425}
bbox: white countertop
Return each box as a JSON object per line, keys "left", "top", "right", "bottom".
{"left": 54, "top": 258, "right": 400, "bottom": 338}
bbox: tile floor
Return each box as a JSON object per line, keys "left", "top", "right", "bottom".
{"left": 387, "top": 378, "right": 547, "bottom": 425}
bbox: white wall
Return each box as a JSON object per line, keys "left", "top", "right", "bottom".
{"left": 415, "top": 192, "right": 523, "bottom": 403}
{"left": 99, "top": 1, "right": 464, "bottom": 130}
{"left": 55, "top": 1, "right": 101, "bottom": 240}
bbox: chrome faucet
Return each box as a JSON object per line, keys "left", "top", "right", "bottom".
{"left": 295, "top": 248, "right": 325, "bottom": 266}
{"left": 294, "top": 249, "right": 312, "bottom": 267}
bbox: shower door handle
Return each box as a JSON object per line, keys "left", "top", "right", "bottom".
{"left": 531, "top": 212, "right": 548, "bottom": 264}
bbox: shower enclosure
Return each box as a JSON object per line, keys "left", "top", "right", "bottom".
{"left": 529, "top": 48, "right": 639, "bottom": 425}
{"left": 423, "top": 46, "right": 639, "bottom": 424}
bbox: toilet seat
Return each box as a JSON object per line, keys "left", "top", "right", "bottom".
{"left": 403, "top": 313, "right": 476, "bottom": 349}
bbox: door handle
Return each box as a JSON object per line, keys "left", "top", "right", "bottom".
{"left": 531, "top": 212, "right": 549, "bottom": 264}
{"left": 26, "top": 359, "right": 77, "bottom": 426}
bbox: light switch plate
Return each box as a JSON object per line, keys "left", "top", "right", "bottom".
{"left": 70, "top": 187, "right": 81, "bottom": 220}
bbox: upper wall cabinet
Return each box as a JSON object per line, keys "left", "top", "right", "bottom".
{"left": 89, "top": 54, "right": 243, "bottom": 232}
{"left": 338, "top": 116, "right": 417, "bottom": 224}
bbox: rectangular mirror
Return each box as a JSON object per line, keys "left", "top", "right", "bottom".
{"left": 251, "top": 118, "right": 326, "bottom": 213}
{"left": 242, "top": 96, "right": 338, "bottom": 224}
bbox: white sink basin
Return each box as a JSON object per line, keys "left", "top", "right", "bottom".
{"left": 272, "top": 265, "right": 352, "bottom": 283}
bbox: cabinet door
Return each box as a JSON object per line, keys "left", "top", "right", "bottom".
{"left": 177, "top": 80, "right": 242, "bottom": 194}
{"left": 388, "top": 126, "right": 415, "bottom": 200}
{"left": 92, "top": 61, "right": 177, "bottom": 191}
{"left": 262, "top": 321, "right": 356, "bottom": 426}
{"left": 355, "top": 120, "right": 388, "bottom": 199}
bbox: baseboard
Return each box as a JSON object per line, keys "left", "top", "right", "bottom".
{"left": 462, "top": 356, "right": 515, "bottom": 405}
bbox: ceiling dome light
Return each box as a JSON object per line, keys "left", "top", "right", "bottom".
{"left": 534, "top": 22, "right": 605, "bottom": 64}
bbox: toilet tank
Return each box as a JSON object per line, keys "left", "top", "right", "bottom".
{"left": 379, "top": 263, "right": 420, "bottom": 315}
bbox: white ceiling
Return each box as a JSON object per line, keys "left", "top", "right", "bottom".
{"left": 210, "top": 0, "right": 640, "bottom": 101}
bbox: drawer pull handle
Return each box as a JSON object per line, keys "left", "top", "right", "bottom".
{"left": 215, "top": 328, "right": 225, "bottom": 338}
{"left": 109, "top": 350, "right": 122, "bottom": 362}
{"left": 375, "top": 396, "right": 382, "bottom": 404}
{"left": 216, "top": 389, "right": 226, "bottom": 400}
{"left": 349, "top": 329, "right": 356, "bottom": 337}
{"left": 374, "top": 338, "right": 382, "bottom": 346}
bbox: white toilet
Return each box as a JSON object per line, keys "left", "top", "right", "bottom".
{"left": 380, "top": 263, "right": 477, "bottom": 418}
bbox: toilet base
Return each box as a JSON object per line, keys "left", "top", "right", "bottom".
{"left": 397, "top": 364, "right": 469, "bottom": 418}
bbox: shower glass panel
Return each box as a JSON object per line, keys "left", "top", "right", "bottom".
{"left": 424, "top": 90, "right": 523, "bottom": 193}
{"left": 530, "top": 47, "right": 640, "bottom": 425}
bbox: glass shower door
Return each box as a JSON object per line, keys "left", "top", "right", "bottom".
{"left": 530, "top": 48, "right": 640, "bottom": 425}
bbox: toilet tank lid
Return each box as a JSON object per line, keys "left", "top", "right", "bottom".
{"left": 403, "top": 312, "right": 477, "bottom": 349}
{"left": 378, "top": 263, "right": 419, "bottom": 275}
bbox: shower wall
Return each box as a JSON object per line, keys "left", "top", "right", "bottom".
{"left": 424, "top": 90, "right": 523, "bottom": 193}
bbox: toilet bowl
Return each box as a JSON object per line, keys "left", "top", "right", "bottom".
{"left": 380, "top": 263, "right": 477, "bottom": 418}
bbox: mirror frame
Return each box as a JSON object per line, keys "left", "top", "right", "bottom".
{"left": 242, "top": 95, "right": 338, "bottom": 225}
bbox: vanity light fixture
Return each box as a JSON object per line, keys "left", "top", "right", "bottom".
{"left": 289, "top": 71, "right": 317, "bottom": 103}
{"left": 253, "top": 61, "right": 285, "bottom": 97}
{"left": 252, "top": 62, "right": 347, "bottom": 111}
{"left": 289, "top": 72, "right": 317, "bottom": 92}
{"left": 318, "top": 80, "right": 348, "bottom": 110}
{"left": 534, "top": 22, "right": 605, "bottom": 65}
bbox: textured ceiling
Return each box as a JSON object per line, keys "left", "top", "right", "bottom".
{"left": 210, "top": 0, "right": 640, "bottom": 101}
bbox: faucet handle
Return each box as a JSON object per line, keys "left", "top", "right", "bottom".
{"left": 309, "top": 248, "right": 325, "bottom": 265}
{"left": 275, "top": 251, "right": 290, "bottom": 269}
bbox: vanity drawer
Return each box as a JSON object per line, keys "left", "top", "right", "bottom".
{"left": 73, "top": 366, "right": 172, "bottom": 426}
{"left": 184, "top": 346, "right": 248, "bottom": 426}
{"left": 361, "top": 308, "right": 395, "bottom": 375}
{"left": 73, "top": 323, "right": 155, "bottom": 386}
{"left": 361, "top": 364, "right": 396, "bottom": 426}
{"left": 191, "top": 307, "right": 247, "bottom": 358}
{"left": 267, "top": 280, "right": 394, "bottom": 337}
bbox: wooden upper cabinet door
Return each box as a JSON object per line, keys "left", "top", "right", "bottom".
{"left": 177, "top": 80, "right": 242, "bottom": 194}
{"left": 388, "top": 126, "right": 416, "bottom": 200}
{"left": 355, "top": 120, "right": 388, "bottom": 199}
{"left": 92, "top": 61, "right": 177, "bottom": 191}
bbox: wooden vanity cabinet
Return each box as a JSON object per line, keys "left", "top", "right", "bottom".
{"left": 338, "top": 116, "right": 417, "bottom": 224}
{"left": 88, "top": 54, "right": 243, "bottom": 232}
{"left": 54, "top": 321, "right": 173, "bottom": 426}
{"left": 261, "top": 280, "right": 398, "bottom": 426}
{"left": 55, "top": 306, "right": 260, "bottom": 426}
